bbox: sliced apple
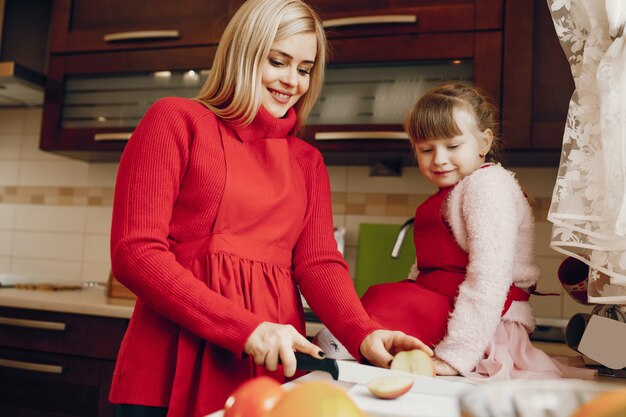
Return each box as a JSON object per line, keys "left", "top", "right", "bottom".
{"left": 390, "top": 349, "right": 435, "bottom": 377}
{"left": 367, "top": 376, "right": 415, "bottom": 399}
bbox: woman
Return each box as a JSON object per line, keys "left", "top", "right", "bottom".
{"left": 108, "top": 1, "right": 431, "bottom": 416}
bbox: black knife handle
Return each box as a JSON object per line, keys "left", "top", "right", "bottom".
{"left": 294, "top": 352, "right": 340, "bottom": 380}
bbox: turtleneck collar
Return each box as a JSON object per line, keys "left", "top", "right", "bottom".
{"left": 227, "top": 106, "right": 297, "bottom": 143}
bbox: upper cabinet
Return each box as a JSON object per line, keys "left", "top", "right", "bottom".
{"left": 500, "top": 0, "right": 574, "bottom": 161}
{"left": 48, "top": 0, "right": 230, "bottom": 53}
{"left": 40, "top": 0, "right": 512, "bottom": 164}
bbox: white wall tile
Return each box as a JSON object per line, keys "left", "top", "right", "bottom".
{"left": 536, "top": 256, "right": 565, "bottom": 293}
{"left": 535, "top": 221, "right": 559, "bottom": 257}
{"left": 0, "top": 109, "right": 25, "bottom": 135}
{"left": 0, "top": 256, "right": 10, "bottom": 273}
{"left": 0, "top": 231, "right": 13, "bottom": 256}
{"left": 13, "top": 231, "right": 84, "bottom": 261}
{"left": 86, "top": 207, "right": 113, "bottom": 234}
{"left": 562, "top": 295, "right": 594, "bottom": 319}
{"left": 15, "top": 205, "right": 86, "bottom": 233}
{"left": 18, "top": 160, "right": 90, "bottom": 186}
{"left": 22, "top": 108, "right": 42, "bottom": 135}
{"left": 11, "top": 258, "right": 82, "bottom": 281}
{"left": 327, "top": 166, "right": 348, "bottom": 192}
{"left": 0, "top": 204, "right": 16, "bottom": 229}
{"left": 88, "top": 163, "right": 119, "bottom": 187}
{"left": 81, "top": 261, "right": 111, "bottom": 283}
{"left": 346, "top": 166, "right": 435, "bottom": 194}
{"left": 83, "top": 234, "right": 110, "bottom": 263}
{"left": 0, "top": 134, "right": 22, "bottom": 160}
{"left": 509, "top": 167, "right": 559, "bottom": 198}
{"left": 20, "top": 134, "right": 62, "bottom": 161}
{"left": 0, "top": 161, "right": 19, "bottom": 185}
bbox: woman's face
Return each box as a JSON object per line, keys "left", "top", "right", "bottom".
{"left": 261, "top": 32, "right": 317, "bottom": 118}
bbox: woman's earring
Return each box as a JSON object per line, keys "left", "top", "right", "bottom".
{"left": 479, "top": 153, "right": 485, "bottom": 158}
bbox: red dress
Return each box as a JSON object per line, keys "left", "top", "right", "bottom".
{"left": 166, "top": 119, "right": 308, "bottom": 416}
{"left": 361, "top": 186, "right": 527, "bottom": 347}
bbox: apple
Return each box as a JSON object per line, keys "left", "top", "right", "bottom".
{"left": 223, "top": 376, "right": 284, "bottom": 417}
{"left": 390, "top": 349, "right": 435, "bottom": 376}
{"left": 367, "top": 375, "right": 415, "bottom": 399}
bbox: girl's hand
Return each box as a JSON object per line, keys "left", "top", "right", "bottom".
{"left": 244, "top": 322, "right": 324, "bottom": 377}
{"left": 433, "top": 357, "right": 460, "bottom": 376}
{"left": 359, "top": 329, "right": 433, "bottom": 368}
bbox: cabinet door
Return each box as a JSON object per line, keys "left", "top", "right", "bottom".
{"left": 49, "top": 0, "right": 230, "bottom": 53}
{"left": 0, "top": 347, "right": 110, "bottom": 417}
{"left": 501, "top": 0, "right": 573, "bottom": 153}
{"left": 40, "top": 45, "right": 217, "bottom": 161}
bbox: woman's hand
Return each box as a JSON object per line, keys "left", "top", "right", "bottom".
{"left": 433, "top": 357, "right": 460, "bottom": 376}
{"left": 244, "top": 322, "right": 324, "bottom": 377}
{"left": 359, "top": 329, "right": 433, "bottom": 368}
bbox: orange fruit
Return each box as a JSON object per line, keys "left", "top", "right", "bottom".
{"left": 571, "top": 388, "right": 626, "bottom": 417}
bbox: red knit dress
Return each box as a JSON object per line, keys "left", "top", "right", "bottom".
{"left": 109, "top": 98, "right": 379, "bottom": 416}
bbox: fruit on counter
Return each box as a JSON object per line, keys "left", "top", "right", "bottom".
{"left": 223, "top": 376, "right": 284, "bottom": 417}
{"left": 390, "top": 349, "right": 435, "bottom": 376}
{"left": 266, "top": 381, "right": 367, "bottom": 417}
{"left": 571, "top": 388, "right": 626, "bottom": 417}
{"left": 366, "top": 375, "right": 414, "bottom": 399}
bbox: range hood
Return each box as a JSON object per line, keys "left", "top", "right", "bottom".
{"left": 0, "top": 0, "right": 50, "bottom": 107}
{"left": 0, "top": 61, "right": 44, "bottom": 106}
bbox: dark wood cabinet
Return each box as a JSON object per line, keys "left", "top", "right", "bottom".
{"left": 0, "top": 307, "right": 128, "bottom": 417}
{"left": 501, "top": 0, "right": 574, "bottom": 156}
{"left": 49, "top": 0, "right": 230, "bottom": 54}
{"left": 40, "top": 0, "right": 509, "bottom": 164}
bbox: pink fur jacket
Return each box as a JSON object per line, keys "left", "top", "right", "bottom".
{"left": 407, "top": 163, "right": 541, "bottom": 374}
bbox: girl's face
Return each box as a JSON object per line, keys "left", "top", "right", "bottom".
{"left": 261, "top": 32, "right": 317, "bottom": 118}
{"left": 414, "top": 108, "right": 493, "bottom": 189}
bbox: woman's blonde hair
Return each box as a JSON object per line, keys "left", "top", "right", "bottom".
{"left": 404, "top": 83, "right": 501, "bottom": 162}
{"left": 196, "top": 0, "right": 326, "bottom": 131}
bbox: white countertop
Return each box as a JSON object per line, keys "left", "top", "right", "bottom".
{"left": 207, "top": 370, "right": 466, "bottom": 417}
{"left": 0, "top": 286, "right": 135, "bottom": 319}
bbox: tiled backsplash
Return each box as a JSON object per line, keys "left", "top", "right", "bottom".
{"left": 0, "top": 107, "right": 593, "bottom": 320}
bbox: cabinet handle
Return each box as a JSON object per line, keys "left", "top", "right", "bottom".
{"left": 315, "top": 131, "right": 409, "bottom": 140}
{"left": 103, "top": 30, "right": 180, "bottom": 42}
{"left": 0, "top": 358, "right": 64, "bottom": 374}
{"left": 94, "top": 133, "right": 133, "bottom": 142}
{"left": 0, "top": 316, "right": 66, "bottom": 331}
{"left": 323, "top": 15, "right": 416, "bottom": 29}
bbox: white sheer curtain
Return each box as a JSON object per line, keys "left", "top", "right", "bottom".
{"left": 547, "top": 0, "right": 626, "bottom": 303}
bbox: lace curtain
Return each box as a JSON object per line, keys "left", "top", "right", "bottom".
{"left": 547, "top": 0, "right": 626, "bottom": 303}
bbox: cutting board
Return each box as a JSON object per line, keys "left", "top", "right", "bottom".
{"left": 355, "top": 223, "right": 416, "bottom": 297}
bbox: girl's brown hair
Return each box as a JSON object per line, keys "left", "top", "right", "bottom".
{"left": 404, "top": 83, "right": 501, "bottom": 162}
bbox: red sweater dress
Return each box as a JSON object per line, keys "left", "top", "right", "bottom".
{"left": 109, "top": 98, "right": 379, "bottom": 416}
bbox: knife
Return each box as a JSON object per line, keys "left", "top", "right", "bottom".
{"left": 294, "top": 352, "right": 476, "bottom": 397}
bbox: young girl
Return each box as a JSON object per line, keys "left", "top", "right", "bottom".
{"left": 366, "top": 82, "right": 595, "bottom": 379}
{"left": 108, "top": 1, "right": 430, "bottom": 416}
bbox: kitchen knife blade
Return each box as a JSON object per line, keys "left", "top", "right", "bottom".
{"left": 294, "top": 352, "right": 476, "bottom": 397}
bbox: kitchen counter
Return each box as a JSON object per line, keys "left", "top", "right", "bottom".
{"left": 0, "top": 286, "right": 135, "bottom": 319}
{"left": 206, "top": 370, "right": 466, "bottom": 417}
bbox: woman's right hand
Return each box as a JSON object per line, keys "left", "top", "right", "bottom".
{"left": 244, "top": 322, "right": 325, "bottom": 377}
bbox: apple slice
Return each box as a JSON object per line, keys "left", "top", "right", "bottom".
{"left": 390, "top": 349, "right": 435, "bottom": 377}
{"left": 367, "top": 375, "right": 415, "bottom": 399}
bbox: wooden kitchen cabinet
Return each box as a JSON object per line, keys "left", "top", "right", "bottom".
{"left": 40, "top": 0, "right": 505, "bottom": 164}
{"left": 49, "top": 0, "right": 230, "bottom": 54}
{"left": 501, "top": 0, "right": 574, "bottom": 153}
{"left": 0, "top": 307, "right": 127, "bottom": 417}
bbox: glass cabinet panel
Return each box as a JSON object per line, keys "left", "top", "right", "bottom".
{"left": 60, "top": 59, "right": 472, "bottom": 130}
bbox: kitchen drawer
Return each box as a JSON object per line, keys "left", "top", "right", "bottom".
{"left": 0, "top": 346, "right": 114, "bottom": 417}
{"left": 0, "top": 307, "right": 127, "bottom": 361}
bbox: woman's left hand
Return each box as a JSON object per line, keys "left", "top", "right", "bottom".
{"left": 359, "top": 329, "right": 433, "bottom": 368}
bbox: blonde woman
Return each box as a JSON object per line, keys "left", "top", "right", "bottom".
{"left": 109, "top": 0, "right": 431, "bottom": 416}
